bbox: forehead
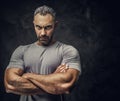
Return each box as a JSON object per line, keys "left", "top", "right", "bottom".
{"left": 34, "top": 14, "right": 54, "bottom": 26}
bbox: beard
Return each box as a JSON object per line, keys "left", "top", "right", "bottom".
{"left": 37, "top": 35, "right": 53, "bottom": 46}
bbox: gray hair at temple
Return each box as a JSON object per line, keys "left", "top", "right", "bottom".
{"left": 34, "top": 5, "right": 56, "bottom": 20}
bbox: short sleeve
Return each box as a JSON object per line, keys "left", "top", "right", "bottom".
{"left": 62, "top": 45, "right": 81, "bottom": 73}
{"left": 7, "top": 46, "right": 25, "bottom": 69}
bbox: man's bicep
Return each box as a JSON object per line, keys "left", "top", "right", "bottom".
{"left": 5, "top": 68, "right": 24, "bottom": 83}
{"left": 6, "top": 67, "right": 24, "bottom": 75}
{"left": 66, "top": 68, "right": 80, "bottom": 82}
{"left": 4, "top": 67, "right": 24, "bottom": 91}
{"left": 4, "top": 68, "right": 44, "bottom": 95}
{"left": 62, "top": 45, "right": 81, "bottom": 73}
{"left": 54, "top": 68, "right": 79, "bottom": 94}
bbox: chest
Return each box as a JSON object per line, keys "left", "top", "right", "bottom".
{"left": 23, "top": 47, "right": 62, "bottom": 74}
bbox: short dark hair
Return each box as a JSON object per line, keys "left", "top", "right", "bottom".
{"left": 34, "top": 5, "right": 56, "bottom": 20}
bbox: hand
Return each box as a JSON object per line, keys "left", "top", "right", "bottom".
{"left": 54, "top": 64, "right": 69, "bottom": 73}
{"left": 22, "top": 73, "right": 32, "bottom": 79}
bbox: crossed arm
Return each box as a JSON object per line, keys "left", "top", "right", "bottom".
{"left": 4, "top": 67, "right": 43, "bottom": 95}
{"left": 4, "top": 64, "right": 80, "bottom": 95}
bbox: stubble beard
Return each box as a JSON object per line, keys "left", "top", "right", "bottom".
{"left": 38, "top": 35, "right": 53, "bottom": 46}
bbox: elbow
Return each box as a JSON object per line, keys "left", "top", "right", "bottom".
{"left": 5, "top": 83, "right": 15, "bottom": 93}
{"left": 4, "top": 78, "right": 16, "bottom": 93}
{"left": 58, "top": 77, "right": 78, "bottom": 94}
{"left": 60, "top": 82, "right": 72, "bottom": 91}
{"left": 4, "top": 83, "right": 9, "bottom": 93}
{"left": 5, "top": 87, "right": 11, "bottom": 93}
{"left": 54, "top": 83, "right": 72, "bottom": 94}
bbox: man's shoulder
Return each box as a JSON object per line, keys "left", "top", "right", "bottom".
{"left": 14, "top": 43, "right": 35, "bottom": 53}
{"left": 57, "top": 42, "right": 79, "bottom": 56}
{"left": 59, "top": 42, "right": 78, "bottom": 51}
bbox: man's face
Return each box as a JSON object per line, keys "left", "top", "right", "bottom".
{"left": 33, "top": 14, "right": 56, "bottom": 46}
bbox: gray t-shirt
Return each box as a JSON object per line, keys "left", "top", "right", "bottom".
{"left": 7, "top": 41, "right": 81, "bottom": 101}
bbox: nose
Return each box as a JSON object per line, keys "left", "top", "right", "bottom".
{"left": 41, "top": 28, "right": 46, "bottom": 36}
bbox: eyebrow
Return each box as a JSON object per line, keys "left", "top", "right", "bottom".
{"left": 35, "top": 24, "right": 52, "bottom": 28}
{"left": 35, "top": 25, "right": 41, "bottom": 27}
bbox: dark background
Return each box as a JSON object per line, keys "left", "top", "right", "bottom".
{"left": 0, "top": 0, "right": 119, "bottom": 101}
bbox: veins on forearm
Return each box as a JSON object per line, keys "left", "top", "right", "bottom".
{"left": 7, "top": 76, "right": 46, "bottom": 95}
{"left": 22, "top": 72, "right": 72, "bottom": 94}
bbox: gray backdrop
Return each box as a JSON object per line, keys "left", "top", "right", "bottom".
{"left": 0, "top": 0, "right": 119, "bottom": 101}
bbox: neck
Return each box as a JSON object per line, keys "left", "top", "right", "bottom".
{"left": 36, "top": 39, "right": 56, "bottom": 46}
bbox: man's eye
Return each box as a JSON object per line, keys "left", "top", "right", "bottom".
{"left": 44, "top": 25, "right": 52, "bottom": 30}
{"left": 36, "top": 25, "right": 42, "bottom": 30}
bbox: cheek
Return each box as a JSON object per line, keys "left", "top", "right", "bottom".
{"left": 47, "top": 29, "right": 54, "bottom": 36}
{"left": 35, "top": 29, "right": 40, "bottom": 36}
{"left": 47, "top": 32, "right": 53, "bottom": 38}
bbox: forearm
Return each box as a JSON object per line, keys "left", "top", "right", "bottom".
{"left": 5, "top": 82, "right": 41, "bottom": 95}
{"left": 4, "top": 68, "right": 46, "bottom": 95}
{"left": 6, "top": 77, "right": 44, "bottom": 95}
{"left": 24, "top": 73, "right": 69, "bottom": 94}
{"left": 23, "top": 69, "right": 77, "bottom": 94}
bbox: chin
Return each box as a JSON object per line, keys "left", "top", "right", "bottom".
{"left": 38, "top": 38, "right": 53, "bottom": 46}
{"left": 41, "top": 41, "right": 50, "bottom": 46}
{"left": 42, "top": 43, "right": 49, "bottom": 46}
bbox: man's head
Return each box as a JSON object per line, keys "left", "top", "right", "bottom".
{"left": 33, "top": 5, "right": 57, "bottom": 46}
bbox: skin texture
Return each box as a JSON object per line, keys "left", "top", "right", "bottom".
{"left": 4, "top": 13, "right": 80, "bottom": 95}
{"left": 33, "top": 13, "right": 57, "bottom": 46}
{"left": 4, "top": 68, "right": 42, "bottom": 95}
{"left": 22, "top": 68, "right": 79, "bottom": 94}
{"left": 4, "top": 64, "right": 79, "bottom": 95}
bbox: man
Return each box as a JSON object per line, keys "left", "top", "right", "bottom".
{"left": 4, "top": 5, "right": 81, "bottom": 101}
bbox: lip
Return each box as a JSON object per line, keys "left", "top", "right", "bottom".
{"left": 40, "top": 38, "right": 48, "bottom": 41}
{"left": 40, "top": 37, "right": 48, "bottom": 40}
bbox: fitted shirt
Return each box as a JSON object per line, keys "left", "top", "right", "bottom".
{"left": 7, "top": 41, "right": 81, "bottom": 101}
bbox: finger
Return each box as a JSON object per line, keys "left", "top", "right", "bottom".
{"left": 59, "top": 64, "right": 68, "bottom": 70}
{"left": 57, "top": 64, "right": 66, "bottom": 71}
{"left": 60, "top": 69, "right": 65, "bottom": 73}
{"left": 58, "top": 63, "right": 66, "bottom": 68}
{"left": 55, "top": 64, "right": 69, "bottom": 73}
{"left": 54, "top": 65, "right": 65, "bottom": 73}
{"left": 65, "top": 64, "right": 69, "bottom": 69}
{"left": 60, "top": 68, "right": 68, "bottom": 73}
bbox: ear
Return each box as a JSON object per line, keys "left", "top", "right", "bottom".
{"left": 33, "top": 20, "right": 35, "bottom": 24}
{"left": 55, "top": 21, "right": 58, "bottom": 27}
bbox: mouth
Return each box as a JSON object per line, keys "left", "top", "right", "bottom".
{"left": 39, "top": 37, "right": 49, "bottom": 41}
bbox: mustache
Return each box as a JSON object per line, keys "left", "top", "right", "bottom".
{"left": 38, "top": 35, "right": 49, "bottom": 40}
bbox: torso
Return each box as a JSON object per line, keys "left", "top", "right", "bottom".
{"left": 23, "top": 41, "right": 63, "bottom": 74}
{"left": 20, "top": 41, "right": 64, "bottom": 101}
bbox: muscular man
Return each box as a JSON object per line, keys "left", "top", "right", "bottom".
{"left": 4, "top": 5, "right": 81, "bottom": 101}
